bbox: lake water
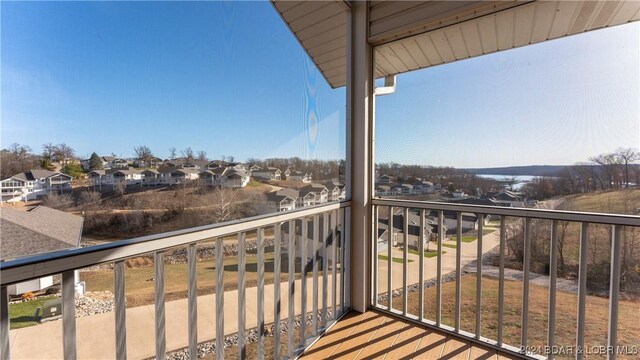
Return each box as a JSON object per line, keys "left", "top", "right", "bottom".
{"left": 476, "top": 174, "right": 538, "bottom": 190}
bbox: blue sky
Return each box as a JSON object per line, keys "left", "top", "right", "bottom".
{"left": 2, "top": 2, "right": 638, "bottom": 168}
{"left": 376, "top": 22, "right": 640, "bottom": 168}
{"left": 1, "top": 1, "right": 345, "bottom": 161}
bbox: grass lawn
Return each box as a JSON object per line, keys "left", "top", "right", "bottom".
{"left": 441, "top": 243, "right": 457, "bottom": 249}
{"left": 81, "top": 251, "right": 310, "bottom": 307}
{"left": 9, "top": 296, "right": 59, "bottom": 330}
{"left": 378, "top": 255, "right": 413, "bottom": 263}
{"left": 381, "top": 274, "right": 640, "bottom": 358}
{"left": 408, "top": 249, "right": 445, "bottom": 258}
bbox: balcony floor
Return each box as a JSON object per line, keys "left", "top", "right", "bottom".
{"left": 301, "top": 310, "right": 520, "bottom": 360}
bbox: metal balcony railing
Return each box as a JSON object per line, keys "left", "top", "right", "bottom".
{"left": 371, "top": 198, "right": 639, "bottom": 360}
{"left": 0, "top": 201, "right": 350, "bottom": 360}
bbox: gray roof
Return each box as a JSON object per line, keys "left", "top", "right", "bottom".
{"left": 4, "top": 169, "right": 66, "bottom": 182}
{"left": 1, "top": 206, "right": 84, "bottom": 260}
{"left": 299, "top": 183, "right": 328, "bottom": 197}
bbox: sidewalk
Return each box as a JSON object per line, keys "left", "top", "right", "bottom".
{"left": 9, "top": 274, "right": 339, "bottom": 359}
{"left": 375, "top": 229, "right": 501, "bottom": 293}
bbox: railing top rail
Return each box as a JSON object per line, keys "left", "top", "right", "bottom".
{"left": 0, "top": 201, "right": 350, "bottom": 286}
{"left": 372, "top": 198, "right": 640, "bottom": 226}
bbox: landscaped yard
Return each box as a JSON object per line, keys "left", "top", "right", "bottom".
{"left": 9, "top": 296, "right": 59, "bottom": 330}
{"left": 81, "top": 250, "right": 311, "bottom": 307}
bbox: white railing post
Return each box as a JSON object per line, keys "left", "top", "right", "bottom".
{"left": 300, "top": 219, "right": 308, "bottom": 350}
{"left": 1, "top": 286, "right": 9, "bottom": 360}
{"left": 388, "top": 206, "right": 393, "bottom": 311}
{"left": 287, "top": 221, "right": 296, "bottom": 359}
{"left": 418, "top": 209, "right": 425, "bottom": 322}
{"left": 312, "top": 215, "right": 319, "bottom": 336}
{"left": 372, "top": 205, "right": 379, "bottom": 307}
{"left": 403, "top": 207, "right": 409, "bottom": 316}
{"left": 257, "top": 228, "right": 265, "bottom": 359}
{"left": 215, "top": 238, "right": 225, "bottom": 360}
{"left": 497, "top": 216, "right": 506, "bottom": 346}
{"left": 548, "top": 220, "right": 559, "bottom": 360}
{"left": 576, "top": 223, "right": 589, "bottom": 360}
{"left": 154, "top": 252, "right": 166, "bottom": 360}
{"left": 238, "top": 232, "right": 247, "bottom": 359}
{"left": 114, "top": 260, "right": 127, "bottom": 360}
{"left": 475, "top": 214, "right": 484, "bottom": 339}
{"left": 273, "top": 224, "right": 282, "bottom": 359}
{"left": 436, "top": 210, "right": 443, "bottom": 326}
{"left": 608, "top": 225, "right": 622, "bottom": 360}
{"left": 187, "top": 244, "right": 198, "bottom": 360}
{"left": 455, "top": 212, "right": 462, "bottom": 332}
{"left": 522, "top": 218, "right": 532, "bottom": 351}
{"left": 62, "top": 270, "right": 77, "bottom": 360}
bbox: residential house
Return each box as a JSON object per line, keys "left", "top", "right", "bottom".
{"left": 252, "top": 167, "right": 282, "bottom": 181}
{"left": 378, "top": 210, "right": 434, "bottom": 250}
{"left": 0, "top": 170, "right": 72, "bottom": 202}
{"left": 1, "top": 206, "right": 84, "bottom": 295}
{"left": 376, "top": 174, "right": 393, "bottom": 184}
{"left": 265, "top": 188, "right": 299, "bottom": 212}
{"left": 427, "top": 211, "right": 479, "bottom": 233}
{"left": 141, "top": 169, "right": 161, "bottom": 186}
{"left": 110, "top": 169, "right": 143, "bottom": 186}
{"left": 133, "top": 157, "right": 163, "bottom": 168}
{"left": 375, "top": 185, "right": 391, "bottom": 196}
{"left": 286, "top": 169, "right": 312, "bottom": 183}
{"left": 482, "top": 190, "right": 525, "bottom": 207}
{"left": 299, "top": 183, "right": 329, "bottom": 206}
{"left": 159, "top": 167, "right": 200, "bottom": 185}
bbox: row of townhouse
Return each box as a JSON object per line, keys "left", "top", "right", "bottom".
{"left": 88, "top": 160, "right": 250, "bottom": 189}
{"left": 80, "top": 156, "right": 130, "bottom": 171}
{"left": 375, "top": 181, "right": 439, "bottom": 196}
{"left": 266, "top": 182, "right": 345, "bottom": 213}
{"left": 0, "top": 170, "right": 73, "bottom": 202}
{"left": 250, "top": 166, "right": 313, "bottom": 183}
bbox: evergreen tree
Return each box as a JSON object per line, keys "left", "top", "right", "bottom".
{"left": 89, "top": 152, "right": 103, "bottom": 170}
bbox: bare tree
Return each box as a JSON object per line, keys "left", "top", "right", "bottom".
{"left": 614, "top": 148, "right": 639, "bottom": 188}
{"left": 169, "top": 147, "right": 177, "bottom": 160}
{"left": 52, "top": 143, "right": 76, "bottom": 166}
{"left": 196, "top": 150, "right": 207, "bottom": 162}
{"left": 0, "top": 143, "right": 41, "bottom": 179}
{"left": 134, "top": 145, "right": 154, "bottom": 167}
{"left": 181, "top": 147, "right": 195, "bottom": 164}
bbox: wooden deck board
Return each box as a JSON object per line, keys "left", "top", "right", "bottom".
{"left": 301, "top": 310, "right": 525, "bottom": 360}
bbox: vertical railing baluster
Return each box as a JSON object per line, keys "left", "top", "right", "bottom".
{"left": 418, "top": 209, "right": 425, "bottom": 322}
{"left": 548, "top": 220, "right": 559, "bottom": 360}
{"left": 287, "top": 221, "right": 295, "bottom": 359}
{"left": 215, "top": 238, "right": 225, "bottom": 360}
{"left": 475, "top": 214, "right": 484, "bottom": 339}
{"left": 403, "top": 207, "right": 409, "bottom": 316}
{"left": 62, "top": 270, "right": 77, "bottom": 360}
{"left": 372, "top": 205, "right": 379, "bottom": 307}
{"left": 608, "top": 225, "right": 622, "bottom": 360}
{"left": 455, "top": 212, "right": 462, "bottom": 332}
{"left": 388, "top": 206, "right": 393, "bottom": 311}
{"left": 300, "top": 219, "right": 308, "bottom": 350}
{"left": 0, "top": 286, "right": 9, "bottom": 360}
{"left": 187, "top": 244, "right": 198, "bottom": 360}
{"left": 312, "top": 214, "right": 319, "bottom": 336}
{"left": 522, "top": 218, "right": 532, "bottom": 351}
{"left": 154, "top": 252, "right": 166, "bottom": 360}
{"left": 274, "top": 224, "right": 282, "bottom": 359}
{"left": 332, "top": 209, "right": 338, "bottom": 320}
{"left": 436, "top": 210, "right": 443, "bottom": 326}
{"left": 345, "top": 207, "right": 351, "bottom": 309}
{"left": 238, "top": 233, "right": 247, "bottom": 359}
{"left": 340, "top": 208, "right": 346, "bottom": 313}
{"left": 497, "top": 216, "right": 506, "bottom": 346}
{"left": 114, "top": 260, "right": 127, "bottom": 360}
{"left": 576, "top": 223, "right": 589, "bottom": 360}
{"left": 322, "top": 212, "right": 329, "bottom": 329}
{"left": 257, "top": 228, "right": 265, "bottom": 360}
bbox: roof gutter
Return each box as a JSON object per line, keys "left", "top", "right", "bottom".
{"left": 374, "top": 75, "right": 396, "bottom": 96}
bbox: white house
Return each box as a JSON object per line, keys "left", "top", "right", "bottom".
{"left": 266, "top": 188, "right": 299, "bottom": 212}
{"left": 285, "top": 169, "right": 312, "bottom": 183}
{"left": 0, "top": 170, "right": 72, "bottom": 203}
{"left": 299, "top": 183, "right": 329, "bottom": 206}
{"left": 378, "top": 210, "right": 434, "bottom": 250}
{"left": 160, "top": 167, "right": 200, "bottom": 185}
{"left": 1, "top": 206, "right": 84, "bottom": 296}
{"left": 252, "top": 167, "right": 282, "bottom": 181}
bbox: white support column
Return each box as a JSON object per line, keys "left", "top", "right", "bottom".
{"left": 347, "top": 1, "right": 373, "bottom": 314}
